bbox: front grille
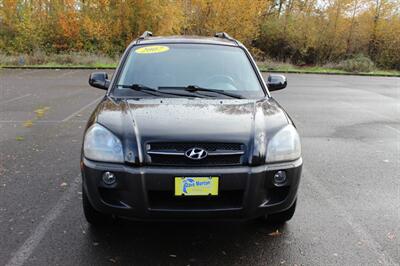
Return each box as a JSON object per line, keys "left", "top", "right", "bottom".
{"left": 149, "top": 154, "right": 241, "bottom": 166}
{"left": 146, "top": 142, "right": 245, "bottom": 166}
{"left": 149, "top": 142, "right": 242, "bottom": 152}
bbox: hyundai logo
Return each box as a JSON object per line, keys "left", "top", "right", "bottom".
{"left": 185, "top": 147, "right": 208, "bottom": 160}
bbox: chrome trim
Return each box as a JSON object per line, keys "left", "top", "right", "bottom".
{"left": 147, "top": 151, "right": 185, "bottom": 156}
{"left": 185, "top": 147, "right": 208, "bottom": 160}
{"left": 208, "top": 151, "right": 245, "bottom": 156}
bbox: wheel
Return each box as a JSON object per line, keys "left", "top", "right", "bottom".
{"left": 265, "top": 200, "right": 297, "bottom": 225}
{"left": 82, "top": 187, "right": 114, "bottom": 226}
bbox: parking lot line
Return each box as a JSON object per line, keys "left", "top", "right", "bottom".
{"left": 385, "top": 125, "right": 400, "bottom": 134}
{"left": 61, "top": 95, "right": 104, "bottom": 122}
{"left": 0, "top": 94, "right": 31, "bottom": 105}
{"left": 5, "top": 174, "right": 81, "bottom": 266}
{"left": 303, "top": 167, "right": 398, "bottom": 266}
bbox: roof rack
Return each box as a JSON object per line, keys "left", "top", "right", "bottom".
{"left": 139, "top": 31, "right": 153, "bottom": 39}
{"left": 214, "top": 32, "right": 236, "bottom": 42}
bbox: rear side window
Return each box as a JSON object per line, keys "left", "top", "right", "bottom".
{"left": 114, "top": 44, "right": 265, "bottom": 98}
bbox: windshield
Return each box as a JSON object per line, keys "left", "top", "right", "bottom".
{"left": 113, "top": 44, "right": 265, "bottom": 99}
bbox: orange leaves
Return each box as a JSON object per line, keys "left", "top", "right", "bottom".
{"left": 58, "top": 12, "right": 80, "bottom": 41}
{"left": 0, "top": 0, "right": 399, "bottom": 69}
{"left": 184, "top": 0, "right": 268, "bottom": 45}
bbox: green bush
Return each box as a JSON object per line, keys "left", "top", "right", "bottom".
{"left": 337, "top": 55, "right": 375, "bottom": 73}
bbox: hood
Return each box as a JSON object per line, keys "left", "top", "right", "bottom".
{"left": 92, "top": 97, "right": 290, "bottom": 165}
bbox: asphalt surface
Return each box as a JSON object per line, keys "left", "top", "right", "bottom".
{"left": 0, "top": 69, "right": 399, "bottom": 266}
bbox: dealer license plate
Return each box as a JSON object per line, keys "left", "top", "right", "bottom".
{"left": 174, "top": 177, "right": 219, "bottom": 196}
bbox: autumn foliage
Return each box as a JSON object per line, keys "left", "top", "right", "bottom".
{"left": 0, "top": 0, "right": 399, "bottom": 69}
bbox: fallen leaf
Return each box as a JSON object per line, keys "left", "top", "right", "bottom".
{"left": 268, "top": 229, "right": 282, "bottom": 237}
{"left": 35, "top": 110, "right": 45, "bottom": 118}
{"left": 15, "top": 136, "right": 24, "bottom": 141}
{"left": 34, "top": 106, "right": 50, "bottom": 118}
{"left": 23, "top": 120, "right": 33, "bottom": 128}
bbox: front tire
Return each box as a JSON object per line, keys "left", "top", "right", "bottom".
{"left": 82, "top": 187, "right": 113, "bottom": 226}
{"left": 265, "top": 199, "right": 297, "bottom": 225}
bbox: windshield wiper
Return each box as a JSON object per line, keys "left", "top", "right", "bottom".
{"left": 116, "top": 84, "right": 199, "bottom": 98}
{"left": 116, "top": 84, "right": 159, "bottom": 97}
{"left": 184, "top": 85, "right": 243, "bottom": 99}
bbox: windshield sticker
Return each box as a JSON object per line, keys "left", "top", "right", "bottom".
{"left": 135, "top": 45, "right": 170, "bottom": 54}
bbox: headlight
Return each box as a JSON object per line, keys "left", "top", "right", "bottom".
{"left": 84, "top": 123, "right": 124, "bottom": 163}
{"left": 266, "top": 125, "right": 301, "bottom": 163}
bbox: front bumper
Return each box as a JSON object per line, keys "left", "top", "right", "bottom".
{"left": 81, "top": 158, "right": 302, "bottom": 221}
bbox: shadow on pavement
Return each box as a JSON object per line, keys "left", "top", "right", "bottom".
{"left": 84, "top": 219, "right": 288, "bottom": 265}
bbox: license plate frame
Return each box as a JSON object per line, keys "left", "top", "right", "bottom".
{"left": 174, "top": 176, "right": 219, "bottom": 196}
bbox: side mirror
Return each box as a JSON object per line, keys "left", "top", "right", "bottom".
{"left": 89, "top": 72, "right": 110, "bottom": 90}
{"left": 266, "top": 74, "right": 287, "bottom": 91}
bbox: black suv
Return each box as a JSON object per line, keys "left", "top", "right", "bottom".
{"left": 82, "top": 32, "right": 302, "bottom": 225}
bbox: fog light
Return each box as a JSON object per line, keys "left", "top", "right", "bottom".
{"left": 102, "top": 171, "right": 116, "bottom": 185}
{"left": 273, "top": 170, "right": 287, "bottom": 186}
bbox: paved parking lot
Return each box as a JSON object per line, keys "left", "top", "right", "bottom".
{"left": 0, "top": 69, "right": 399, "bottom": 265}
